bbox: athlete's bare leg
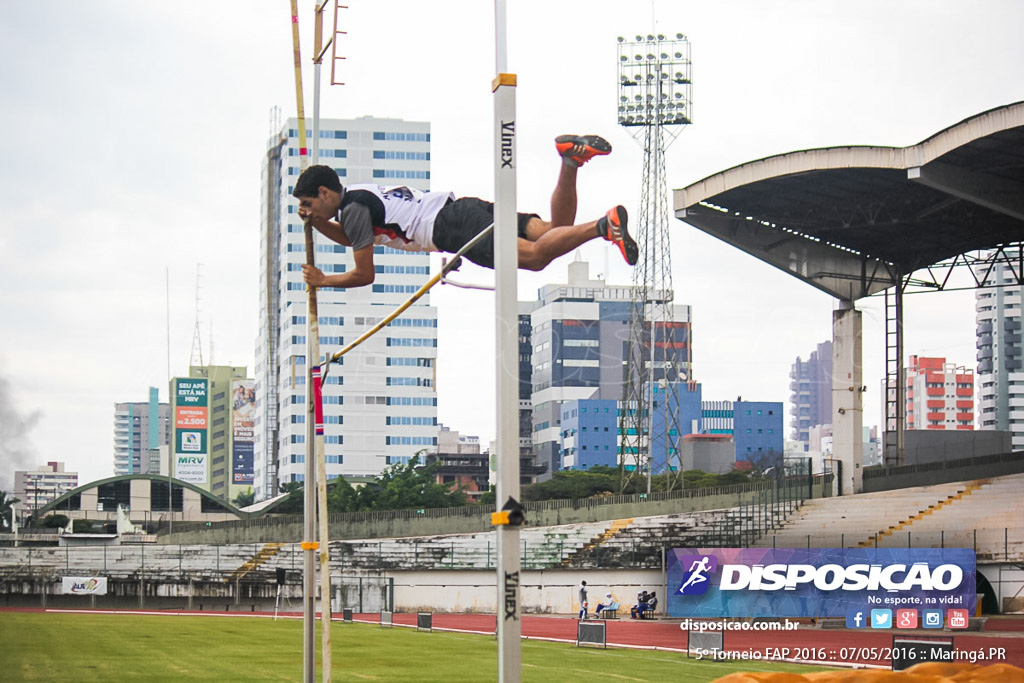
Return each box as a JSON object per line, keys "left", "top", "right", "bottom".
{"left": 517, "top": 217, "right": 598, "bottom": 271}
{"left": 517, "top": 205, "right": 636, "bottom": 270}
{"left": 548, "top": 162, "right": 578, "bottom": 232}
{"left": 514, "top": 134, "right": 636, "bottom": 270}
{"left": 525, "top": 135, "right": 611, "bottom": 241}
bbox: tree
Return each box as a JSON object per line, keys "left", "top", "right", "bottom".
{"left": 521, "top": 465, "right": 753, "bottom": 501}
{"left": 0, "top": 490, "right": 18, "bottom": 531}
{"left": 232, "top": 487, "right": 255, "bottom": 508}
{"left": 521, "top": 467, "right": 618, "bottom": 502}
{"left": 741, "top": 450, "right": 788, "bottom": 479}
{"left": 477, "top": 485, "right": 496, "bottom": 506}
{"left": 274, "top": 481, "right": 305, "bottom": 514}
{"left": 326, "top": 453, "right": 467, "bottom": 513}
{"left": 325, "top": 476, "right": 359, "bottom": 512}
{"left": 41, "top": 513, "right": 69, "bottom": 529}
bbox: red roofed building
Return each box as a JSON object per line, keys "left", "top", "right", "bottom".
{"left": 905, "top": 356, "right": 974, "bottom": 431}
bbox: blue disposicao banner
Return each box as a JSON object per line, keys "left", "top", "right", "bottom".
{"left": 667, "top": 547, "right": 976, "bottom": 619}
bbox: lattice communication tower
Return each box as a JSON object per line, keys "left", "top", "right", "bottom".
{"left": 617, "top": 33, "right": 693, "bottom": 492}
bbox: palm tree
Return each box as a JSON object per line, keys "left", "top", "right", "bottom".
{"left": 0, "top": 490, "right": 19, "bottom": 531}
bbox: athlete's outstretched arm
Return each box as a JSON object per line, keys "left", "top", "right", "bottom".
{"left": 308, "top": 216, "right": 352, "bottom": 247}
{"left": 303, "top": 244, "right": 375, "bottom": 289}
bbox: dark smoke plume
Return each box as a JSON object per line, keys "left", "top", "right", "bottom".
{"left": 0, "top": 373, "right": 40, "bottom": 491}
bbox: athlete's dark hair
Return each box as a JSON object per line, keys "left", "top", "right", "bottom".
{"left": 292, "top": 164, "right": 343, "bottom": 198}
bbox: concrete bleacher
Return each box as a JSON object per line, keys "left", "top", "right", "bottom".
{"left": 302, "top": 519, "right": 616, "bottom": 572}
{"left": 0, "top": 541, "right": 288, "bottom": 583}
{"left": 565, "top": 502, "right": 800, "bottom": 568}
{"left": 752, "top": 473, "right": 1024, "bottom": 561}
{"left": 0, "top": 501, "right": 807, "bottom": 580}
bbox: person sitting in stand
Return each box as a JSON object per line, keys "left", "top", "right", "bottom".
{"left": 594, "top": 591, "right": 618, "bottom": 617}
{"left": 638, "top": 591, "right": 658, "bottom": 619}
{"left": 630, "top": 590, "right": 649, "bottom": 619}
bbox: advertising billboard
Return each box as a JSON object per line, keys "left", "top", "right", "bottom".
{"left": 231, "top": 379, "right": 255, "bottom": 485}
{"left": 173, "top": 378, "right": 208, "bottom": 484}
{"left": 667, "top": 547, "right": 976, "bottom": 619}
{"left": 62, "top": 577, "right": 108, "bottom": 595}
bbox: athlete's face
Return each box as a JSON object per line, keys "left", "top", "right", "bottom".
{"left": 297, "top": 186, "right": 341, "bottom": 222}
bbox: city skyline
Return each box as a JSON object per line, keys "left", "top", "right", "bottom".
{"left": 2, "top": 1, "right": 1022, "bottom": 489}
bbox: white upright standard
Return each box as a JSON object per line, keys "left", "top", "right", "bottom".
{"left": 493, "top": 1, "right": 522, "bottom": 681}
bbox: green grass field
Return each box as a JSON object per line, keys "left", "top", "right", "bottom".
{"left": 0, "top": 612, "right": 834, "bottom": 682}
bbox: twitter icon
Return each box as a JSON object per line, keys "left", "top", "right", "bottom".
{"left": 870, "top": 609, "right": 892, "bottom": 629}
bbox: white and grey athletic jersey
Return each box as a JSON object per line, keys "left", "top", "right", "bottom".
{"left": 338, "top": 183, "right": 454, "bottom": 252}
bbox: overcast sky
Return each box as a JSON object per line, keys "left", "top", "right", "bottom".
{"left": 1, "top": 1, "right": 1021, "bottom": 490}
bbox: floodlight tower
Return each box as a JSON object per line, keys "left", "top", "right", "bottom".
{"left": 616, "top": 33, "right": 693, "bottom": 493}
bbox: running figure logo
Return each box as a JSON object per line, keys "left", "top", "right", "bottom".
{"left": 677, "top": 554, "right": 718, "bottom": 596}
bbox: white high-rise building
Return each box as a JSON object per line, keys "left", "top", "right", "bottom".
{"left": 15, "top": 462, "right": 79, "bottom": 517}
{"left": 113, "top": 387, "right": 170, "bottom": 476}
{"left": 975, "top": 247, "right": 1024, "bottom": 451}
{"left": 254, "top": 116, "right": 438, "bottom": 499}
{"left": 904, "top": 355, "right": 974, "bottom": 431}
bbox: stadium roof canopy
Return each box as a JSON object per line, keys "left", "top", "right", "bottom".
{"left": 675, "top": 101, "right": 1024, "bottom": 301}
{"left": 40, "top": 473, "right": 250, "bottom": 519}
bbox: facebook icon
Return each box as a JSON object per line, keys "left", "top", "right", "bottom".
{"left": 846, "top": 609, "right": 866, "bottom": 629}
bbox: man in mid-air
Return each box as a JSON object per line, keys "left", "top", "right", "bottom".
{"left": 294, "top": 134, "right": 637, "bottom": 289}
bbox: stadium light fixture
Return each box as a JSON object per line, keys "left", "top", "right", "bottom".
{"left": 616, "top": 34, "right": 692, "bottom": 128}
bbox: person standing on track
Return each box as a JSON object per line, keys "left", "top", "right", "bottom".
{"left": 578, "top": 580, "right": 589, "bottom": 619}
{"left": 294, "top": 134, "right": 638, "bottom": 290}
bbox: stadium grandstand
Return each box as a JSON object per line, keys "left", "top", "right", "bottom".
{"left": 2, "top": 455, "right": 1021, "bottom": 617}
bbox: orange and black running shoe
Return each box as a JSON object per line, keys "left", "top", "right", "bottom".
{"left": 598, "top": 205, "right": 637, "bottom": 265}
{"left": 555, "top": 134, "right": 611, "bottom": 167}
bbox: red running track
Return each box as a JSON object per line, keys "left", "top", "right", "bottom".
{"left": 373, "top": 612, "right": 1024, "bottom": 670}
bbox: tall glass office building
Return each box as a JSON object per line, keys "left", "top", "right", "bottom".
{"left": 254, "top": 116, "right": 438, "bottom": 499}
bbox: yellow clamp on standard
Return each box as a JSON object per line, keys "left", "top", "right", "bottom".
{"left": 492, "top": 496, "right": 526, "bottom": 527}
{"left": 492, "top": 511, "right": 511, "bottom": 526}
{"left": 301, "top": 541, "right": 320, "bottom": 550}
{"left": 491, "top": 72, "right": 517, "bottom": 92}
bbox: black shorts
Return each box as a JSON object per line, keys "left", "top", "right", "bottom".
{"left": 432, "top": 197, "right": 540, "bottom": 269}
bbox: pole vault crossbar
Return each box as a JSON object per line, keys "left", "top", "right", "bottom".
{"left": 319, "top": 224, "right": 494, "bottom": 370}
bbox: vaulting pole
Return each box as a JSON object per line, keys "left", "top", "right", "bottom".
{"left": 321, "top": 224, "right": 494, "bottom": 369}
{"left": 288, "top": 3, "right": 316, "bottom": 681}
{"left": 493, "top": 1, "right": 522, "bottom": 681}
{"left": 311, "top": 4, "right": 333, "bottom": 679}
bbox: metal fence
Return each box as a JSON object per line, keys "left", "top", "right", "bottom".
{"left": 162, "top": 476, "right": 824, "bottom": 538}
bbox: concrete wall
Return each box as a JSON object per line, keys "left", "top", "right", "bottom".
{"left": 6, "top": 563, "right": 1020, "bottom": 615}
{"left": 0, "top": 568, "right": 667, "bottom": 616}
{"left": 391, "top": 568, "right": 664, "bottom": 615}
{"left": 892, "top": 430, "right": 1013, "bottom": 465}
{"left": 863, "top": 450, "right": 1024, "bottom": 492}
